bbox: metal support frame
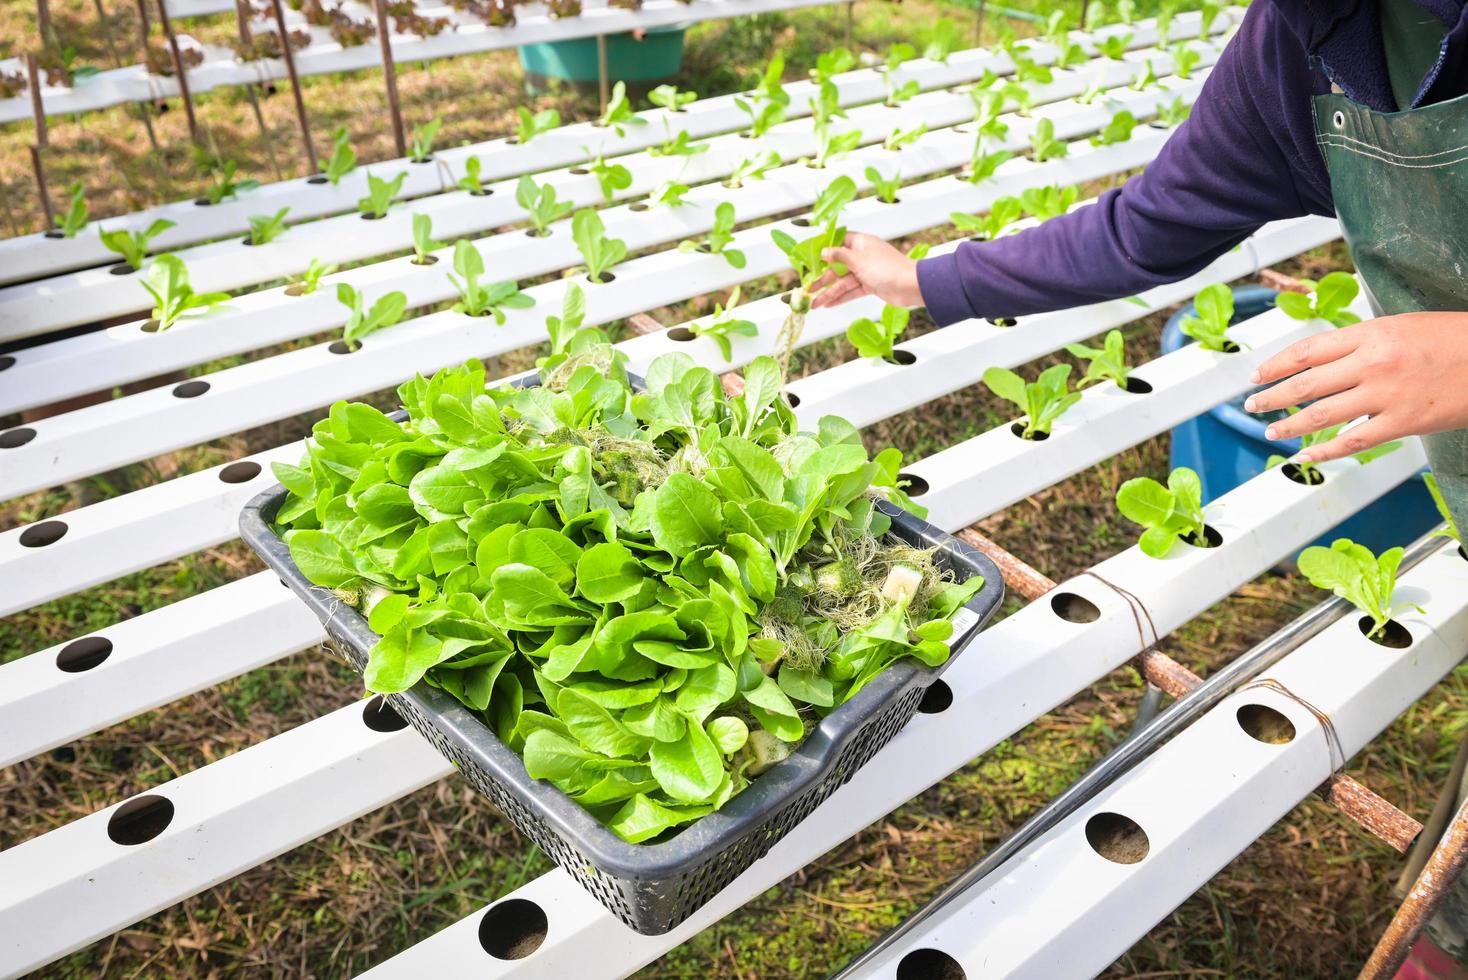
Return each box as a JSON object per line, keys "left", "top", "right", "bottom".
{"left": 268, "top": 0, "right": 318, "bottom": 173}
{"left": 373, "top": 0, "right": 407, "bottom": 158}
{"left": 155, "top": 0, "right": 200, "bottom": 143}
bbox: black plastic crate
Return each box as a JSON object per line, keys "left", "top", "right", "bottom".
{"left": 239, "top": 386, "right": 1004, "bottom": 935}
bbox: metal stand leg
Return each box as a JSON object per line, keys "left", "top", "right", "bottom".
{"left": 1129, "top": 682, "right": 1163, "bottom": 739}
{"left": 845, "top": 1, "right": 854, "bottom": 49}
{"left": 596, "top": 34, "right": 609, "bottom": 115}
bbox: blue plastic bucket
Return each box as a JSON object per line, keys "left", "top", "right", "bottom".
{"left": 519, "top": 24, "right": 687, "bottom": 86}
{"left": 1161, "top": 285, "right": 1436, "bottom": 557}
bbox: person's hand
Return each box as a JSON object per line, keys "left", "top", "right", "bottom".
{"left": 809, "top": 232, "right": 924, "bottom": 309}
{"left": 1245, "top": 312, "right": 1468, "bottom": 461}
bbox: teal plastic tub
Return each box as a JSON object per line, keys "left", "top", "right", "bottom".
{"left": 519, "top": 24, "right": 687, "bottom": 86}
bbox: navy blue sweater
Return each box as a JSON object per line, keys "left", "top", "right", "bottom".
{"left": 915, "top": 0, "right": 1468, "bottom": 325}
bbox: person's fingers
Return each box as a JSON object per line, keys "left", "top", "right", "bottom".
{"left": 1244, "top": 358, "right": 1363, "bottom": 415}
{"left": 1252, "top": 328, "right": 1364, "bottom": 385}
{"left": 1296, "top": 415, "right": 1403, "bottom": 463}
{"left": 821, "top": 245, "right": 856, "bottom": 268}
{"left": 811, "top": 276, "right": 868, "bottom": 308}
{"left": 1263, "top": 390, "right": 1374, "bottom": 442}
{"left": 809, "top": 269, "right": 840, "bottom": 294}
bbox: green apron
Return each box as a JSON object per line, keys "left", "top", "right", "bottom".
{"left": 1312, "top": 83, "right": 1468, "bottom": 955}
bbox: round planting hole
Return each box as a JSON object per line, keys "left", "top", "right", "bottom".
{"left": 328, "top": 340, "right": 360, "bottom": 355}
{"left": 219, "top": 460, "right": 262, "bottom": 483}
{"left": 525, "top": 228, "right": 551, "bottom": 238}
{"left": 478, "top": 898, "right": 549, "bottom": 960}
{"left": 1051, "top": 591, "right": 1101, "bottom": 624}
{"left": 1, "top": 426, "right": 37, "bottom": 448}
{"left": 896, "top": 947, "right": 966, "bottom": 980}
{"left": 363, "top": 695, "right": 409, "bottom": 732}
{"left": 411, "top": 155, "right": 434, "bottom": 164}
{"left": 107, "top": 794, "right": 175, "bottom": 845}
{"left": 140, "top": 319, "right": 162, "bottom": 333}
{"left": 0, "top": 355, "right": 15, "bottom": 372}
{"left": 917, "top": 680, "right": 953, "bottom": 714}
{"left": 1281, "top": 462, "right": 1325, "bottom": 487}
{"left": 568, "top": 166, "right": 589, "bottom": 175}
{"left": 791, "top": 216, "right": 812, "bottom": 228}
{"left": 410, "top": 254, "right": 439, "bottom": 266}
{"left": 988, "top": 317, "right": 1017, "bottom": 327}
{"left": 890, "top": 349, "right": 917, "bottom": 366}
{"left": 1085, "top": 811, "right": 1149, "bottom": 864}
{"left": 469, "top": 189, "right": 493, "bottom": 197}
{"left": 667, "top": 326, "right": 695, "bottom": 342}
{"left": 307, "top": 174, "right": 329, "bottom": 184}
{"left": 1459, "top": 545, "right": 1468, "bottom": 563}
{"left": 20, "top": 520, "right": 68, "bottom": 548}
{"left": 108, "top": 263, "right": 135, "bottom": 276}
{"left": 1237, "top": 703, "right": 1296, "bottom": 744}
{"left": 629, "top": 202, "right": 650, "bottom": 212}
{"left": 784, "top": 391, "right": 801, "bottom": 408}
{"left": 1010, "top": 422, "right": 1049, "bottom": 441}
{"left": 45, "top": 229, "right": 66, "bottom": 239}
{"left": 284, "top": 284, "right": 311, "bottom": 297}
{"left": 57, "top": 636, "right": 113, "bottom": 672}
{"left": 1188, "top": 525, "right": 1224, "bottom": 549}
{"left": 51, "top": 745, "right": 76, "bottom": 762}
{"left": 1121, "top": 376, "right": 1153, "bottom": 395}
{"left": 361, "top": 212, "right": 386, "bottom": 221}
{"left": 172, "top": 380, "right": 210, "bottom": 398}
{"left": 588, "top": 272, "right": 616, "bottom": 285}
{"left": 896, "top": 472, "right": 929, "bottom": 497}
{"left": 194, "top": 197, "right": 213, "bottom": 207}
{"left": 1360, "top": 616, "right": 1413, "bottom": 649}
{"left": 1220, "top": 340, "right": 1242, "bottom": 354}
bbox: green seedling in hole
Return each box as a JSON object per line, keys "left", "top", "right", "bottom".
{"left": 1298, "top": 538, "right": 1422, "bottom": 640}
{"left": 770, "top": 176, "right": 857, "bottom": 372}
{"left": 515, "top": 106, "right": 560, "bottom": 144}
{"left": 734, "top": 94, "right": 786, "bottom": 140}
{"left": 884, "top": 123, "right": 927, "bottom": 152}
{"left": 1056, "top": 39, "right": 1088, "bottom": 68}
{"left": 725, "top": 150, "right": 781, "bottom": 189}
{"left": 447, "top": 239, "right": 534, "bottom": 322}
{"left": 139, "top": 254, "right": 229, "bottom": 331}
{"left": 690, "top": 286, "right": 758, "bottom": 360}
{"left": 1179, "top": 283, "right": 1238, "bottom": 351}
{"left": 56, "top": 182, "right": 88, "bottom": 238}
{"left": 999, "top": 80, "right": 1033, "bottom": 116}
{"left": 583, "top": 149, "right": 632, "bottom": 202}
{"left": 1019, "top": 183, "right": 1078, "bottom": 221}
{"left": 516, "top": 175, "right": 574, "bottom": 236}
{"left": 1030, "top": 118, "right": 1068, "bottom": 162}
{"left": 540, "top": 282, "right": 608, "bottom": 371}
{"left": 1170, "top": 42, "right": 1202, "bottom": 79}
{"left": 650, "top": 124, "right": 706, "bottom": 158}
{"left": 1083, "top": 2, "right": 1107, "bottom": 30}
{"left": 572, "top": 208, "right": 627, "bottom": 284}
{"left": 968, "top": 143, "right": 1015, "bottom": 183}
{"left": 1076, "top": 77, "right": 1108, "bottom": 105}
{"left": 812, "top": 47, "right": 856, "bottom": 84}
{"left": 201, "top": 157, "right": 260, "bottom": 204}
{"left": 358, "top": 171, "right": 407, "bottom": 219}
{"left": 324, "top": 127, "right": 356, "bottom": 185}
{"left": 883, "top": 43, "right": 920, "bottom": 106}
{"left": 648, "top": 83, "right": 696, "bottom": 112}
{"left": 983, "top": 364, "right": 1081, "bottom": 440}
{"left": 409, "top": 117, "right": 441, "bottom": 163}
{"left": 1424, "top": 472, "right": 1463, "bottom": 545}
{"left": 292, "top": 257, "right": 337, "bottom": 294}
{"left": 1265, "top": 408, "right": 1401, "bottom": 483}
{"left": 865, "top": 166, "right": 902, "bottom": 205}
{"left": 1116, "top": 466, "right": 1210, "bottom": 558}
{"left": 810, "top": 114, "right": 861, "bottom": 168}
{"left": 1043, "top": 9, "right": 1070, "bottom": 46}
{"left": 811, "top": 77, "right": 845, "bottom": 127}
{"left": 336, "top": 283, "right": 408, "bottom": 347}
{"left": 751, "top": 53, "right": 790, "bottom": 108}
{"left": 1098, "top": 34, "right": 1133, "bottom": 60}
{"left": 1010, "top": 50, "right": 1054, "bottom": 86}
{"left": 1065, "top": 329, "right": 1135, "bottom": 389}
{"left": 99, "top": 218, "right": 175, "bottom": 271}
{"left": 846, "top": 303, "right": 910, "bottom": 363}
{"left": 457, "top": 156, "right": 486, "bottom": 195}
{"left": 1201, "top": 0, "right": 1223, "bottom": 38}
{"left": 1156, "top": 1, "right": 1178, "bottom": 45}
{"left": 1130, "top": 59, "right": 1160, "bottom": 92}
{"left": 1091, "top": 110, "right": 1137, "bottom": 146}
{"left": 1116, "top": 0, "right": 1138, "bottom": 24}
{"left": 1157, "top": 97, "right": 1192, "bottom": 127}
{"left": 597, "top": 81, "right": 646, "bottom": 136}
{"left": 247, "top": 207, "right": 290, "bottom": 246}
{"left": 1273, "top": 271, "right": 1362, "bottom": 327}
{"left": 411, "top": 213, "right": 440, "bottom": 264}
{"left": 649, "top": 180, "right": 690, "bottom": 208}
{"left": 924, "top": 18, "right": 959, "bottom": 64}
{"left": 971, "top": 90, "right": 1009, "bottom": 141}
{"left": 679, "top": 201, "right": 745, "bottom": 268}
{"left": 951, "top": 195, "right": 1023, "bottom": 240}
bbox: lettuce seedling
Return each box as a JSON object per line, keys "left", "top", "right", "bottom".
{"left": 648, "top": 83, "right": 695, "bottom": 112}
{"left": 679, "top": 201, "right": 745, "bottom": 268}
{"left": 1265, "top": 408, "right": 1401, "bottom": 484}
{"left": 649, "top": 124, "right": 706, "bottom": 158}
{"left": 812, "top": 47, "right": 856, "bottom": 84}
{"left": 970, "top": 89, "right": 1008, "bottom": 139}
{"left": 883, "top": 43, "right": 920, "bottom": 106}
{"left": 56, "top": 182, "right": 88, "bottom": 238}
{"left": 140, "top": 254, "right": 230, "bottom": 331}
{"left": 1076, "top": 78, "right": 1108, "bottom": 105}
{"left": 409, "top": 117, "right": 441, "bottom": 162}
{"left": 883, "top": 123, "right": 927, "bottom": 152}
{"left": 336, "top": 283, "right": 408, "bottom": 346}
{"left": 540, "top": 283, "right": 609, "bottom": 371}
{"left": 1019, "top": 183, "right": 1078, "bottom": 221}
{"left": 1056, "top": 38, "right": 1088, "bottom": 68}
{"left": 515, "top": 106, "right": 560, "bottom": 144}
{"left": 1156, "top": 2, "right": 1177, "bottom": 45}
{"left": 1030, "top": 117, "right": 1068, "bottom": 162}
{"left": 865, "top": 166, "right": 902, "bottom": 205}
{"left": 1065, "top": 329, "right": 1134, "bottom": 389}
{"left": 584, "top": 148, "right": 632, "bottom": 202}
{"left": 1091, "top": 109, "right": 1137, "bottom": 146}
{"left": 201, "top": 157, "right": 259, "bottom": 204}
{"left": 924, "top": 18, "right": 959, "bottom": 63}
{"left": 1156, "top": 97, "right": 1192, "bottom": 127}
{"left": 572, "top": 208, "right": 627, "bottom": 284}
{"left": 1130, "top": 59, "right": 1160, "bottom": 92}
{"left": 457, "top": 156, "right": 486, "bottom": 195}
{"left": 1009, "top": 49, "right": 1054, "bottom": 86}
{"left": 411, "top": 213, "right": 440, "bottom": 264}
{"left": 846, "top": 304, "right": 910, "bottom": 363}
{"left": 1098, "top": 34, "right": 1133, "bottom": 60}
{"left": 446, "top": 240, "right": 533, "bottom": 322}
{"left": 291, "top": 257, "right": 337, "bottom": 294}
{"left": 751, "top": 53, "right": 790, "bottom": 107}
{"left": 770, "top": 177, "right": 857, "bottom": 368}
{"left": 358, "top": 171, "right": 407, "bottom": 219}
{"left": 1297, "top": 538, "right": 1421, "bottom": 639}
{"left": 247, "top": 207, "right": 291, "bottom": 246}
{"left": 735, "top": 97, "right": 785, "bottom": 139}
{"left": 649, "top": 180, "right": 690, "bottom": 208}
{"left": 1116, "top": 466, "right": 1210, "bottom": 557}
{"left": 323, "top": 127, "right": 356, "bottom": 185}
{"left": 1273, "top": 271, "right": 1362, "bottom": 327}
{"left": 1179, "top": 283, "right": 1237, "bottom": 351}
{"left": 1042, "top": 9, "right": 1070, "bottom": 46}
{"left": 689, "top": 286, "right": 758, "bottom": 360}
{"left": 1170, "top": 41, "right": 1202, "bottom": 79}
{"left": 725, "top": 150, "right": 782, "bottom": 189}
{"left": 967, "top": 143, "right": 1016, "bottom": 183}
{"left": 951, "top": 195, "right": 1023, "bottom": 240}
{"left": 516, "top": 175, "right": 574, "bottom": 236}
{"left": 1200, "top": 0, "right": 1223, "bottom": 38}
{"left": 1424, "top": 472, "right": 1462, "bottom": 545}
{"left": 811, "top": 114, "right": 862, "bottom": 168}
{"left": 597, "top": 81, "right": 646, "bottom": 136}
{"left": 99, "top": 218, "right": 175, "bottom": 271}
{"left": 983, "top": 363, "right": 1081, "bottom": 439}
{"left": 1116, "top": 0, "right": 1138, "bottom": 24}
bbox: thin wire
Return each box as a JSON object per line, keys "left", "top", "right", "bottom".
{"left": 1243, "top": 676, "right": 1346, "bottom": 772}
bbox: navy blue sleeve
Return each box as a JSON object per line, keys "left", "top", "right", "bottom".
{"left": 916, "top": 2, "right": 1337, "bottom": 325}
